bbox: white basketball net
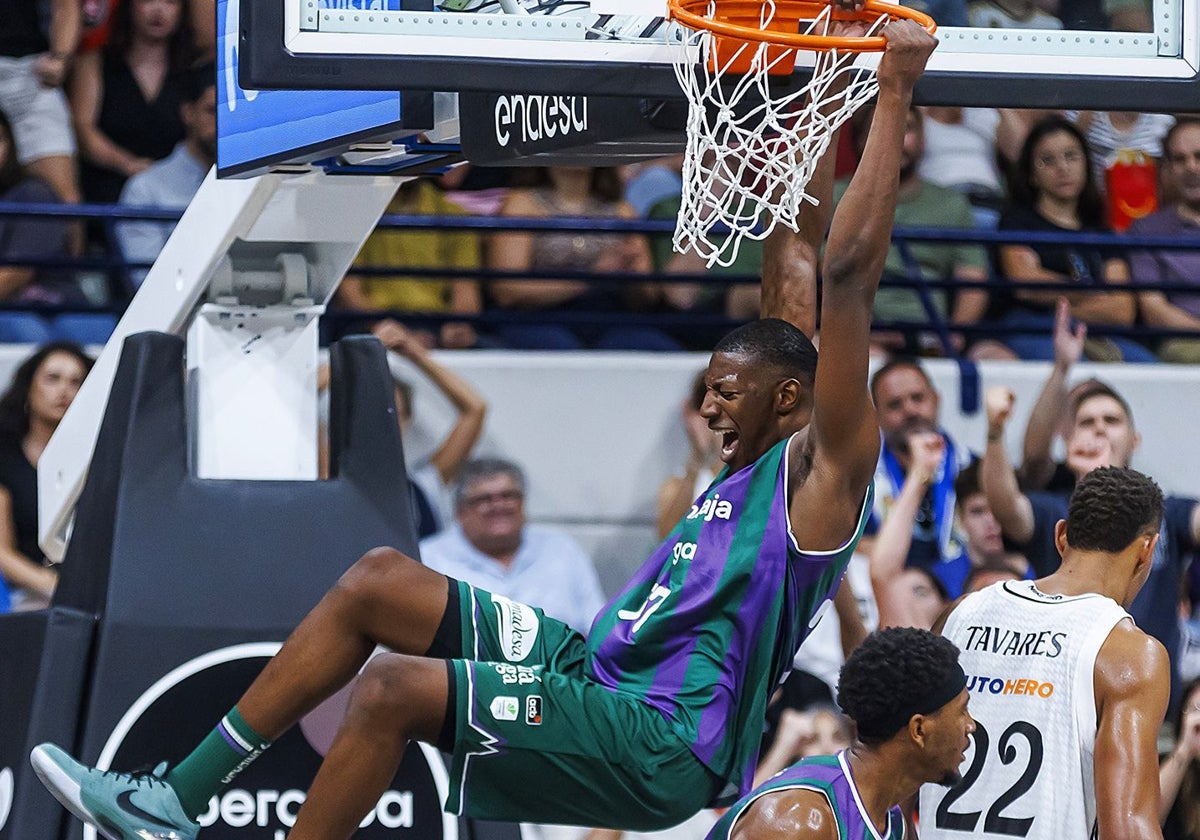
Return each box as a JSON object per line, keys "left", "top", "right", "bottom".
{"left": 669, "top": 6, "right": 888, "bottom": 267}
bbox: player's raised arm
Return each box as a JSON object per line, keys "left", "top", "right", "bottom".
{"left": 808, "top": 21, "right": 935, "bottom": 489}
{"left": 761, "top": 16, "right": 865, "bottom": 337}
{"left": 760, "top": 97, "right": 843, "bottom": 336}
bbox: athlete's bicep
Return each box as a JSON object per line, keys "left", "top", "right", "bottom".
{"left": 729, "top": 790, "right": 839, "bottom": 840}
{"left": 1093, "top": 625, "right": 1170, "bottom": 840}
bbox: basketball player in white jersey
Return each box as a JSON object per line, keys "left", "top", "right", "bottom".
{"left": 919, "top": 466, "right": 1169, "bottom": 840}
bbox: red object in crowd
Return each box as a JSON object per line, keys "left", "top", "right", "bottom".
{"left": 79, "top": 0, "right": 120, "bottom": 52}
{"left": 1105, "top": 149, "right": 1158, "bottom": 233}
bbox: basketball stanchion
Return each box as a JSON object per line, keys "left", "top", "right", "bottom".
{"left": 666, "top": 0, "right": 935, "bottom": 267}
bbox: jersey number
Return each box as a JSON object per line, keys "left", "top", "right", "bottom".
{"left": 617, "top": 584, "right": 671, "bottom": 634}
{"left": 934, "top": 720, "right": 1044, "bottom": 837}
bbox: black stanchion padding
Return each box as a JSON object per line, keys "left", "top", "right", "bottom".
{"left": 1, "top": 332, "right": 462, "bottom": 840}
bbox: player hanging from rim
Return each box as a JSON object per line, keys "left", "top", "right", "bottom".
{"left": 710, "top": 627, "right": 975, "bottom": 840}
{"left": 31, "top": 14, "right": 938, "bottom": 840}
{"left": 918, "top": 466, "right": 1170, "bottom": 840}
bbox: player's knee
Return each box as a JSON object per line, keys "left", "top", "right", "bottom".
{"left": 353, "top": 655, "right": 423, "bottom": 723}
{"left": 335, "top": 546, "right": 418, "bottom": 604}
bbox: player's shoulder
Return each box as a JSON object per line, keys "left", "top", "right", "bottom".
{"left": 1095, "top": 619, "right": 1170, "bottom": 699}
{"left": 730, "top": 787, "right": 839, "bottom": 840}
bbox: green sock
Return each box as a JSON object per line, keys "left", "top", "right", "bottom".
{"left": 164, "top": 706, "right": 272, "bottom": 820}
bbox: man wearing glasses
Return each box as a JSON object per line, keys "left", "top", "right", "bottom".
{"left": 420, "top": 458, "right": 605, "bottom": 635}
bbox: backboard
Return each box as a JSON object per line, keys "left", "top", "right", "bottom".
{"left": 217, "top": 0, "right": 456, "bottom": 177}
{"left": 240, "top": 0, "right": 1200, "bottom": 110}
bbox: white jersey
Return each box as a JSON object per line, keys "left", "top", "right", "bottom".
{"left": 918, "top": 580, "right": 1131, "bottom": 840}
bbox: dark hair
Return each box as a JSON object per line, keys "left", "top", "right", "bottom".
{"left": 1010, "top": 116, "right": 1105, "bottom": 228}
{"left": 1071, "top": 380, "right": 1134, "bottom": 427}
{"left": 837, "top": 627, "right": 962, "bottom": 746}
{"left": 454, "top": 458, "right": 526, "bottom": 510}
{"left": 1163, "top": 117, "right": 1200, "bottom": 162}
{"left": 869, "top": 357, "right": 933, "bottom": 406}
{"left": 1065, "top": 466, "right": 1162, "bottom": 553}
{"left": 178, "top": 61, "right": 215, "bottom": 104}
{"left": 108, "top": 0, "right": 197, "bottom": 74}
{"left": 954, "top": 460, "right": 982, "bottom": 509}
{"left": 0, "top": 110, "right": 24, "bottom": 194}
{"left": 0, "top": 342, "right": 95, "bottom": 441}
{"left": 712, "top": 318, "right": 818, "bottom": 385}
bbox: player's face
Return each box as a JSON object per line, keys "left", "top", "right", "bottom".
{"left": 1165, "top": 124, "right": 1200, "bottom": 212}
{"left": 873, "top": 368, "right": 939, "bottom": 453}
{"left": 1065, "top": 395, "right": 1137, "bottom": 477}
{"left": 1030, "top": 130, "right": 1088, "bottom": 205}
{"left": 28, "top": 352, "right": 86, "bottom": 427}
{"left": 959, "top": 493, "right": 1004, "bottom": 559}
{"left": 700, "top": 351, "right": 790, "bottom": 473}
{"left": 456, "top": 473, "right": 526, "bottom": 553}
{"left": 928, "top": 689, "right": 975, "bottom": 787}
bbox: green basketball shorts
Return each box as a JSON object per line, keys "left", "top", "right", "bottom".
{"left": 441, "top": 580, "right": 718, "bottom": 831}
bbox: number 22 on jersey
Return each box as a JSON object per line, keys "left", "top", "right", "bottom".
{"left": 934, "top": 719, "right": 1044, "bottom": 837}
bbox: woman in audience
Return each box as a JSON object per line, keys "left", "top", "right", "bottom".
{"left": 488, "top": 166, "right": 677, "bottom": 350}
{"left": 1161, "top": 677, "right": 1200, "bottom": 840}
{"left": 0, "top": 342, "right": 93, "bottom": 611}
{"left": 70, "top": 0, "right": 196, "bottom": 204}
{"left": 997, "top": 115, "right": 1154, "bottom": 362}
{"left": 0, "top": 111, "right": 76, "bottom": 304}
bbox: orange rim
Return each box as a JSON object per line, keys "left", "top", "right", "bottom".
{"left": 666, "top": 0, "right": 936, "bottom": 52}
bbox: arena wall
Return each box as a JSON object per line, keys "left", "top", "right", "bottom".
{"left": 5, "top": 346, "right": 1193, "bottom": 597}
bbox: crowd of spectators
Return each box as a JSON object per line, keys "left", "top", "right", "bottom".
{"left": 1, "top": 5, "right": 1199, "bottom": 357}
{"left": 330, "top": 107, "right": 1197, "bottom": 361}
{"left": 645, "top": 318, "right": 1200, "bottom": 836}
{"left": 0, "top": 0, "right": 1194, "bottom": 354}
{"left": 1, "top": 2, "right": 1198, "bottom": 836}
{"left": 0, "top": 309, "right": 1198, "bottom": 836}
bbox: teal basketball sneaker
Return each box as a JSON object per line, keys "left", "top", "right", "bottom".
{"left": 30, "top": 744, "right": 199, "bottom": 840}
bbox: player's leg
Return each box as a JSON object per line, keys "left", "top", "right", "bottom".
{"left": 233, "top": 546, "right": 451, "bottom": 740}
{"left": 32, "top": 546, "right": 453, "bottom": 839}
{"left": 437, "top": 661, "right": 719, "bottom": 832}
{"left": 287, "top": 654, "right": 449, "bottom": 840}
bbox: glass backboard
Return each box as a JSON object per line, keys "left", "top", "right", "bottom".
{"left": 239, "top": 0, "right": 1198, "bottom": 109}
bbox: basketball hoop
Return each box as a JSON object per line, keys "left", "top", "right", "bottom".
{"left": 666, "top": 0, "right": 935, "bottom": 267}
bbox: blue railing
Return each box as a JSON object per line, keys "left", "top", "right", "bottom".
{"left": 1, "top": 199, "right": 1198, "bottom": 356}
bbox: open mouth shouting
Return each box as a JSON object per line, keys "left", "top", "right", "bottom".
{"left": 714, "top": 427, "right": 739, "bottom": 461}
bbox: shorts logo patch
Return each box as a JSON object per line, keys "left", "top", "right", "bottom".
{"left": 489, "top": 696, "right": 520, "bottom": 721}
{"left": 492, "top": 595, "right": 540, "bottom": 662}
{"left": 525, "top": 695, "right": 543, "bottom": 725}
